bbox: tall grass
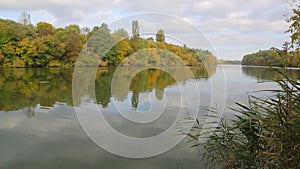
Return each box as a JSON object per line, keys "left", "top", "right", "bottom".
{"left": 190, "top": 70, "right": 300, "bottom": 168}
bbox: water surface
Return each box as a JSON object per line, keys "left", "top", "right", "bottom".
{"left": 0, "top": 65, "right": 299, "bottom": 168}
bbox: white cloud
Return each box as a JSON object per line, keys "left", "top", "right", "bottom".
{"left": 0, "top": 0, "right": 294, "bottom": 60}
{"left": 31, "top": 9, "right": 56, "bottom": 24}
{"left": 227, "top": 11, "right": 250, "bottom": 19}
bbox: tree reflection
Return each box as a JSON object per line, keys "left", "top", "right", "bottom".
{"left": 242, "top": 66, "right": 300, "bottom": 82}
{"left": 0, "top": 68, "right": 73, "bottom": 112}
{"left": 107, "top": 65, "right": 216, "bottom": 110}
{"left": 0, "top": 64, "right": 216, "bottom": 112}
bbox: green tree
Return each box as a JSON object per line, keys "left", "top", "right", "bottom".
{"left": 106, "top": 39, "right": 133, "bottom": 66}
{"left": 62, "top": 24, "right": 84, "bottom": 64}
{"left": 0, "top": 18, "right": 34, "bottom": 48}
{"left": 156, "top": 29, "right": 165, "bottom": 43}
{"left": 65, "top": 24, "right": 80, "bottom": 34}
{"left": 112, "top": 28, "right": 129, "bottom": 41}
{"left": 132, "top": 20, "right": 140, "bottom": 38}
{"left": 34, "top": 35, "right": 57, "bottom": 66}
{"left": 286, "top": 1, "right": 300, "bottom": 51}
{"left": 1, "top": 42, "right": 17, "bottom": 65}
{"left": 36, "top": 22, "right": 54, "bottom": 37}
{"left": 16, "top": 35, "right": 58, "bottom": 67}
{"left": 89, "top": 23, "right": 114, "bottom": 60}
{"left": 53, "top": 28, "right": 67, "bottom": 42}
{"left": 87, "top": 26, "right": 100, "bottom": 39}
{"left": 16, "top": 37, "right": 37, "bottom": 66}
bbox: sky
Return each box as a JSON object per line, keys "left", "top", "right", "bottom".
{"left": 0, "top": 0, "right": 294, "bottom": 60}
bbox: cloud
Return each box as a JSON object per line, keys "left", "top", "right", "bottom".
{"left": 0, "top": 0, "right": 293, "bottom": 59}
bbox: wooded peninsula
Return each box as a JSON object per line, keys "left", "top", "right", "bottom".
{"left": 0, "top": 12, "right": 216, "bottom": 67}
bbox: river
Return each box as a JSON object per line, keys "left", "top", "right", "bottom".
{"left": 0, "top": 65, "right": 299, "bottom": 169}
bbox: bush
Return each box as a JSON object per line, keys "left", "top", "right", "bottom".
{"left": 190, "top": 70, "right": 300, "bottom": 169}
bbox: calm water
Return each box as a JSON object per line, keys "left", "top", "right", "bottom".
{"left": 0, "top": 65, "right": 299, "bottom": 169}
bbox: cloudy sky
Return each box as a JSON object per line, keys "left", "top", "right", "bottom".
{"left": 0, "top": 0, "right": 293, "bottom": 60}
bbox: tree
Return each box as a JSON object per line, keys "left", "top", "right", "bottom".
{"left": 36, "top": 22, "right": 54, "bottom": 37}
{"left": 65, "top": 24, "right": 81, "bottom": 34}
{"left": 53, "top": 28, "right": 67, "bottom": 42}
{"left": 64, "top": 33, "right": 82, "bottom": 63}
{"left": 87, "top": 26, "right": 100, "bottom": 39}
{"left": 286, "top": 1, "right": 300, "bottom": 51}
{"left": 17, "top": 35, "right": 57, "bottom": 67}
{"left": 112, "top": 28, "right": 129, "bottom": 41}
{"left": 0, "top": 18, "right": 35, "bottom": 47}
{"left": 156, "top": 29, "right": 165, "bottom": 43}
{"left": 18, "top": 11, "right": 31, "bottom": 26}
{"left": 0, "top": 19, "right": 14, "bottom": 48}
{"left": 55, "top": 24, "right": 85, "bottom": 64}
{"left": 80, "top": 27, "right": 90, "bottom": 35}
{"left": 1, "top": 42, "right": 17, "bottom": 64}
{"left": 0, "top": 16, "right": 215, "bottom": 67}
{"left": 132, "top": 20, "right": 140, "bottom": 38}
{"left": 88, "top": 23, "right": 114, "bottom": 60}
{"left": 106, "top": 38, "right": 133, "bottom": 66}
{"left": 188, "top": 4, "right": 300, "bottom": 168}
{"left": 17, "top": 37, "right": 38, "bottom": 66}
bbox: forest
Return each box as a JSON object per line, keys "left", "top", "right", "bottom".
{"left": 0, "top": 12, "right": 216, "bottom": 67}
{"left": 241, "top": 5, "right": 300, "bottom": 68}
{"left": 241, "top": 48, "right": 300, "bottom": 67}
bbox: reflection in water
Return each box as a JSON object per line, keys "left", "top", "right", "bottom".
{"left": 94, "top": 65, "right": 216, "bottom": 110}
{"left": 0, "top": 64, "right": 216, "bottom": 112}
{"left": 0, "top": 68, "right": 73, "bottom": 112}
{"left": 129, "top": 68, "right": 175, "bottom": 109}
{"left": 3, "top": 65, "right": 287, "bottom": 168}
{"left": 73, "top": 63, "right": 207, "bottom": 158}
{"left": 242, "top": 66, "right": 300, "bottom": 82}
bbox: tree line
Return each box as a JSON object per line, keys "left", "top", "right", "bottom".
{"left": 241, "top": 48, "right": 300, "bottom": 67}
{"left": 0, "top": 12, "right": 216, "bottom": 67}
{"left": 242, "top": 5, "right": 300, "bottom": 68}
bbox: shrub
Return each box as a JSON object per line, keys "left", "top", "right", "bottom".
{"left": 190, "top": 70, "right": 300, "bottom": 169}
